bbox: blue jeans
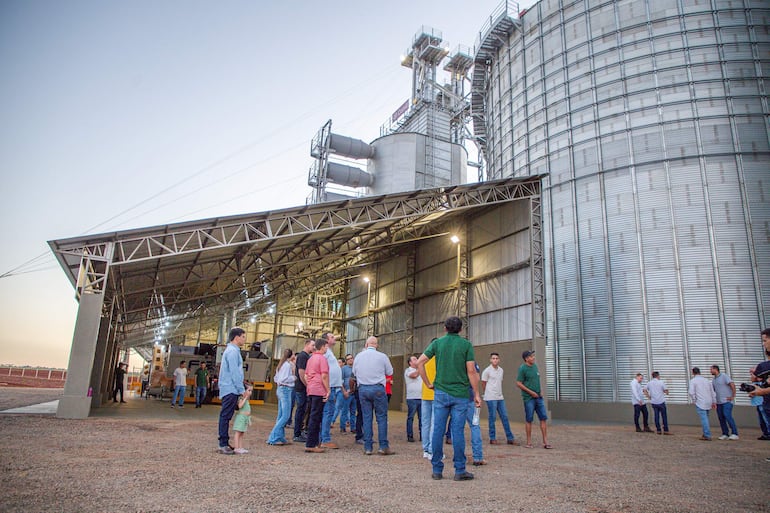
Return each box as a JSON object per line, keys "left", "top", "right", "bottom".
{"left": 421, "top": 399, "right": 434, "bottom": 454}
{"left": 431, "top": 389, "right": 469, "bottom": 475}
{"left": 218, "top": 393, "right": 238, "bottom": 448}
{"left": 359, "top": 384, "right": 389, "bottom": 452}
{"left": 339, "top": 392, "right": 355, "bottom": 430}
{"left": 716, "top": 402, "right": 738, "bottom": 436}
{"left": 172, "top": 385, "right": 186, "bottom": 406}
{"left": 758, "top": 406, "right": 770, "bottom": 436}
{"left": 633, "top": 403, "right": 649, "bottom": 430}
{"left": 321, "top": 387, "right": 342, "bottom": 443}
{"left": 696, "top": 407, "right": 712, "bottom": 438}
{"left": 486, "top": 399, "right": 514, "bottom": 441}
{"left": 406, "top": 398, "right": 421, "bottom": 439}
{"left": 652, "top": 403, "right": 668, "bottom": 432}
{"left": 465, "top": 400, "right": 483, "bottom": 461}
{"left": 267, "top": 385, "right": 293, "bottom": 444}
{"left": 195, "top": 386, "right": 207, "bottom": 407}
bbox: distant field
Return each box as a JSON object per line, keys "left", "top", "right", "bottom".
{"left": 0, "top": 367, "right": 65, "bottom": 388}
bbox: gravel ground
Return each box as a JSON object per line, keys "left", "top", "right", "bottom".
{"left": 0, "top": 388, "right": 768, "bottom": 513}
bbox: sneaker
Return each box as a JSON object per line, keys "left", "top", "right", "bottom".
{"left": 757, "top": 435, "right": 770, "bottom": 440}
{"left": 423, "top": 451, "right": 431, "bottom": 459}
{"left": 364, "top": 450, "right": 373, "bottom": 456}
{"left": 234, "top": 448, "right": 249, "bottom": 454}
{"left": 355, "top": 439, "right": 364, "bottom": 445}
{"left": 407, "top": 436, "right": 415, "bottom": 442}
{"left": 218, "top": 446, "right": 234, "bottom": 455}
{"left": 178, "top": 405, "right": 184, "bottom": 409}
{"left": 453, "top": 471, "right": 474, "bottom": 481}
{"left": 728, "top": 434, "right": 739, "bottom": 440}
{"left": 170, "top": 404, "right": 175, "bottom": 408}
{"left": 718, "top": 435, "right": 729, "bottom": 440}
{"left": 293, "top": 436, "right": 307, "bottom": 443}
{"left": 431, "top": 473, "right": 443, "bottom": 480}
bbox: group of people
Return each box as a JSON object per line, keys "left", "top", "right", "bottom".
{"left": 213, "top": 318, "right": 552, "bottom": 482}
{"left": 629, "top": 328, "right": 770, "bottom": 447}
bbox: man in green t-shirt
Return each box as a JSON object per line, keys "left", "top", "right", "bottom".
{"left": 194, "top": 362, "right": 210, "bottom": 408}
{"left": 417, "top": 316, "right": 481, "bottom": 482}
{"left": 516, "top": 350, "right": 551, "bottom": 449}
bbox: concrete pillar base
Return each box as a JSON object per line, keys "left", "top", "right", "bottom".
{"left": 56, "top": 395, "right": 92, "bottom": 419}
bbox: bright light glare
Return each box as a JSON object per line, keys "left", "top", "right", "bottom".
{"left": 450, "top": 235, "right": 460, "bottom": 244}
{"left": 363, "top": 276, "right": 370, "bottom": 283}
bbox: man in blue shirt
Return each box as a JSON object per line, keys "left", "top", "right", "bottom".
{"left": 217, "top": 327, "right": 246, "bottom": 454}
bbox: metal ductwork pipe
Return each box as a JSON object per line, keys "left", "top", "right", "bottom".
{"left": 328, "top": 133, "right": 375, "bottom": 159}
{"left": 326, "top": 162, "right": 374, "bottom": 188}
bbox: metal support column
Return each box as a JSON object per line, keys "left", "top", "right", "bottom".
{"left": 57, "top": 243, "right": 113, "bottom": 419}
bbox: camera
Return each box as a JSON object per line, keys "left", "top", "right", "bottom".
{"left": 740, "top": 382, "right": 760, "bottom": 392}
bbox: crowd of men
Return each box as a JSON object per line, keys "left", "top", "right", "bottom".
{"left": 211, "top": 323, "right": 770, "bottom": 474}
{"left": 211, "top": 317, "right": 555, "bottom": 481}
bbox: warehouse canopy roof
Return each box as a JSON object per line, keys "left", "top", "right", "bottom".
{"left": 49, "top": 177, "right": 541, "bottom": 351}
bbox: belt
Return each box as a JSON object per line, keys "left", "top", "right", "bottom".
{"left": 279, "top": 384, "right": 294, "bottom": 388}
{"left": 331, "top": 386, "right": 341, "bottom": 390}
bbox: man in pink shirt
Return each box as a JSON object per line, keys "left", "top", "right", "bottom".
{"left": 304, "top": 339, "right": 330, "bottom": 453}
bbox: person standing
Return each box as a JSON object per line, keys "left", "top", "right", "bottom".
{"left": 232, "top": 384, "right": 253, "bottom": 454}
{"left": 218, "top": 327, "right": 246, "bottom": 454}
{"left": 352, "top": 336, "right": 395, "bottom": 456}
{"left": 481, "top": 352, "right": 519, "bottom": 445}
{"left": 267, "top": 349, "right": 295, "bottom": 446}
{"left": 304, "top": 338, "right": 330, "bottom": 453}
{"left": 320, "top": 332, "right": 342, "bottom": 450}
{"left": 404, "top": 355, "right": 422, "bottom": 443}
{"left": 711, "top": 365, "right": 739, "bottom": 440}
{"left": 419, "top": 341, "right": 438, "bottom": 460}
{"left": 689, "top": 367, "right": 716, "bottom": 441}
{"left": 748, "top": 329, "right": 770, "bottom": 450}
{"left": 645, "top": 371, "right": 671, "bottom": 435}
{"left": 516, "top": 350, "right": 551, "bottom": 449}
{"left": 113, "top": 362, "right": 127, "bottom": 403}
{"left": 417, "top": 316, "right": 480, "bottom": 481}
{"left": 338, "top": 354, "right": 356, "bottom": 433}
{"left": 630, "top": 373, "right": 652, "bottom": 433}
{"left": 171, "top": 361, "right": 188, "bottom": 408}
{"left": 194, "top": 362, "right": 209, "bottom": 408}
{"left": 750, "top": 366, "right": 770, "bottom": 440}
{"left": 293, "top": 338, "right": 314, "bottom": 443}
{"left": 467, "top": 362, "right": 485, "bottom": 466}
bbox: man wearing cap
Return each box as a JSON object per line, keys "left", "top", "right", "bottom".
{"left": 516, "top": 350, "right": 551, "bottom": 449}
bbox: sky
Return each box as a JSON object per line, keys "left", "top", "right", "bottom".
{"left": 0, "top": 0, "right": 537, "bottom": 368}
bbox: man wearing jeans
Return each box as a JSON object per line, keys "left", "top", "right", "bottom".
{"left": 481, "top": 352, "right": 519, "bottom": 445}
{"left": 404, "top": 355, "right": 422, "bottom": 443}
{"left": 320, "top": 332, "right": 342, "bottom": 449}
{"left": 193, "top": 362, "right": 209, "bottom": 408}
{"left": 217, "top": 328, "right": 246, "bottom": 454}
{"left": 645, "top": 371, "right": 671, "bottom": 435}
{"left": 417, "top": 316, "right": 480, "bottom": 482}
{"left": 689, "top": 367, "right": 716, "bottom": 441}
{"left": 516, "top": 350, "right": 551, "bottom": 449}
{"left": 352, "top": 336, "right": 394, "bottom": 456}
{"left": 711, "top": 365, "right": 739, "bottom": 440}
{"left": 171, "top": 361, "right": 188, "bottom": 408}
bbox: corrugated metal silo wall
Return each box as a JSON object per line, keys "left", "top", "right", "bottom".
{"left": 481, "top": 0, "right": 770, "bottom": 409}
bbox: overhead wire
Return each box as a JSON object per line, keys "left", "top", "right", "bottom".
{"left": 1, "top": 62, "right": 405, "bottom": 279}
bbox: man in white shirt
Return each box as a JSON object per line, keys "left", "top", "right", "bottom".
{"left": 404, "top": 355, "right": 422, "bottom": 442}
{"left": 688, "top": 367, "right": 716, "bottom": 440}
{"left": 645, "top": 371, "right": 671, "bottom": 435}
{"left": 630, "top": 373, "right": 653, "bottom": 433}
{"left": 171, "top": 360, "right": 188, "bottom": 409}
{"left": 481, "top": 353, "right": 519, "bottom": 444}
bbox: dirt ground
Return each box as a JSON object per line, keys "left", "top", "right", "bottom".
{"left": 1, "top": 388, "right": 768, "bottom": 513}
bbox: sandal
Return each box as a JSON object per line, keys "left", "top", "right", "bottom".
{"left": 524, "top": 444, "right": 533, "bottom": 449}
{"left": 543, "top": 444, "right": 553, "bottom": 449}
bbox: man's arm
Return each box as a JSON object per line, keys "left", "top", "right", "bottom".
{"left": 728, "top": 380, "right": 736, "bottom": 402}
{"left": 322, "top": 373, "right": 330, "bottom": 401}
{"left": 466, "top": 361, "right": 481, "bottom": 407}
{"left": 416, "top": 354, "right": 432, "bottom": 389}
